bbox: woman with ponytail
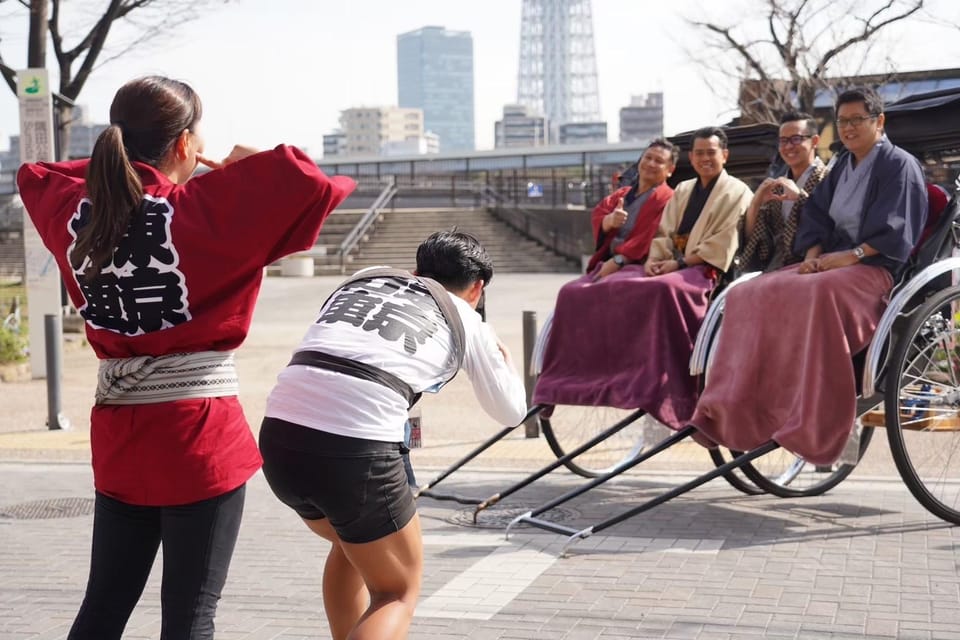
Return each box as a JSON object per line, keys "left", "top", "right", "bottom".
{"left": 17, "top": 76, "right": 355, "bottom": 639}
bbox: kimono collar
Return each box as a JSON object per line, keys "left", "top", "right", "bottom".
{"left": 132, "top": 161, "right": 177, "bottom": 187}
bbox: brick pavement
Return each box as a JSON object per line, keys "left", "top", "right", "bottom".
{"left": 2, "top": 462, "right": 960, "bottom": 639}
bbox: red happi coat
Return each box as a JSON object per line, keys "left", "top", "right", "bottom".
{"left": 17, "top": 146, "right": 355, "bottom": 505}
{"left": 587, "top": 182, "right": 674, "bottom": 272}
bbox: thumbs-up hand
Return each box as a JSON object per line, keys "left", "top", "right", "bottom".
{"left": 604, "top": 197, "right": 628, "bottom": 231}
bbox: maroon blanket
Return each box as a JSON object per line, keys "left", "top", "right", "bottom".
{"left": 691, "top": 263, "right": 893, "bottom": 464}
{"left": 533, "top": 264, "right": 714, "bottom": 429}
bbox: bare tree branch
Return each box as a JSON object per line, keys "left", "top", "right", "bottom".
{"left": 767, "top": 2, "right": 786, "bottom": 62}
{"left": 54, "top": 0, "right": 121, "bottom": 66}
{"left": 48, "top": 0, "right": 67, "bottom": 63}
{"left": 813, "top": 1, "right": 923, "bottom": 77}
{"left": 61, "top": 0, "right": 125, "bottom": 98}
{"left": 783, "top": 0, "right": 811, "bottom": 73}
{"left": 690, "top": 20, "right": 773, "bottom": 83}
{"left": 44, "top": 0, "right": 226, "bottom": 99}
{"left": 0, "top": 0, "right": 229, "bottom": 158}
{"left": 91, "top": 7, "right": 209, "bottom": 71}
{"left": 116, "top": 0, "right": 153, "bottom": 19}
{"left": 0, "top": 57, "right": 17, "bottom": 94}
{"left": 687, "top": 0, "right": 932, "bottom": 121}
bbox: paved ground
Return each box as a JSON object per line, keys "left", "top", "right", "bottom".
{"left": 1, "top": 274, "right": 960, "bottom": 639}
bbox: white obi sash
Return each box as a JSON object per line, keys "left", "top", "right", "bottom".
{"left": 95, "top": 350, "right": 239, "bottom": 405}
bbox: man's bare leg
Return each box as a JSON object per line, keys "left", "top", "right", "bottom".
{"left": 304, "top": 515, "right": 423, "bottom": 639}
{"left": 326, "top": 548, "right": 368, "bottom": 635}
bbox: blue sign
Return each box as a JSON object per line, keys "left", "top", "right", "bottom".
{"left": 527, "top": 182, "right": 543, "bottom": 198}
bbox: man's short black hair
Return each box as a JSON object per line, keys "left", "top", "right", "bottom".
{"left": 835, "top": 87, "right": 884, "bottom": 116}
{"left": 416, "top": 229, "right": 494, "bottom": 292}
{"left": 692, "top": 126, "right": 728, "bottom": 149}
{"left": 779, "top": 111, "right": 818, "bottom": 136}
{"left": 643, "top": 138, "right": 679, "bottom": 166}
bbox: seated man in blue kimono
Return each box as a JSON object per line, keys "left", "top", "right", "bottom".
{"left": 692, "top": 87, "right": 928, "bottom": 466}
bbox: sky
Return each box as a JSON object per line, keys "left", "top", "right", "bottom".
{"left": 1, "top": 0, "right": 959, "bottom": 160}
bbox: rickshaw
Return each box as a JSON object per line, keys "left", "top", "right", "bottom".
{"left": 420, "top": 87, "right": 960, "bottom": 553}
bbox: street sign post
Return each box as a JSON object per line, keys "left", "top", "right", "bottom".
{"left": 18, "top": 68, "right": 61, "bottom": 379}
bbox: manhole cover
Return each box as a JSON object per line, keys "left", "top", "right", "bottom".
{"left": 447, "top": 502, "right": 581, "bottom": 529}
{"left": 0, "top": 497, "right": 95, "bottom": 520}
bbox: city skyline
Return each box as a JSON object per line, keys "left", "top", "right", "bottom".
{"left": 0, "top": 0, "right": 958, "bottom": 160}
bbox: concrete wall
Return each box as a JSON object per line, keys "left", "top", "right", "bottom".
{"left": 488, "top": 205, "right": 593, "bottom": 265}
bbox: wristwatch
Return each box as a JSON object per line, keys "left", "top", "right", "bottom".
{"left": 613, "top": 254, "right": 626, "bottom": 267}
{"left": 852, "top": 246, "right": 866, "bottom": 260}
{"left": 676, "top": 255, "right": 687, "bottom": 269}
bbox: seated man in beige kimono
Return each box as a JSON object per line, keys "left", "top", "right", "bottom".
{"left": 646, "top": 127, "right": 753, "bottom": 279}
{"left": 534, "top": 127, "right": 752, "bottom": 431}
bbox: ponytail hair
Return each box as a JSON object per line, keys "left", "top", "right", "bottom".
{"left": 72, "top": 125, "right": 143, "bottom": 277}
{"left": 71, "top": 76, "right": 202, "bottom": 280}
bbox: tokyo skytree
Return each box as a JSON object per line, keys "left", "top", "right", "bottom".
{"left": 516, "top": 0, "right": 602, "bottom": 130}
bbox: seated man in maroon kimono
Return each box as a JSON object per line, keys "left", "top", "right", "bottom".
{"left": 691, "top": 87, "right": 928, "bottom": 464}
{"left": 586, "top": 139, "right": 678, "bottom": 279}
{"left": 535, "top": 128, "right": 752, "bottom": 429}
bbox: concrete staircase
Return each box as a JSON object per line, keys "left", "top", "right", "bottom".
{"left": 267, "top": 210, "right": 365, "bottom": 275}
{"left": 343, "top": 208, "right": 580, "bottom": 273}
{"left": 311, "top": 210, "right": 365, "bottom": 268}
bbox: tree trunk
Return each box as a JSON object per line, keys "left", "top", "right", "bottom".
{"left": 797, "top": 84, "right": 817, "bottom": 116}
{"left": 56, "top": 104, "right": 73, "bottom": 161}
{"left": 27, "top": 0, "right": 48, "bottom": 68}
{"left": 25, "top": 0, "right": 73, "bottom": 161}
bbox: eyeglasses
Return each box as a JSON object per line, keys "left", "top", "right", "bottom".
{"left": 836, "top": 115, "right": 878, "bottom": 129}
{"left": 778, "top": 134, "right": 813, "bottom": 146}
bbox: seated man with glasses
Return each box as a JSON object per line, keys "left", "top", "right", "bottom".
{"left": 691, "top": 86, "right": 928, "bottom": 467}
{"left": 738, "top": 111, "right": 827, "bottom": 272}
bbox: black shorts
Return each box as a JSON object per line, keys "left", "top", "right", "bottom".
{"left": 259, "top": 417, "right": 416, "bottom": 544}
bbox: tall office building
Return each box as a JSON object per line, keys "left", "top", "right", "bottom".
{"left": 322, "top": 131, "right": 346, "bottom": 158}
{"left": 337, "top": 106, "right": 425, "bottom": 157}
{"left": 559, "top": 121, "right": 607, "bottom": 145}
{"left": 66, "top": 105, "right": 108, "bottom": 159}
{"left": 619, "top": 93, "right": 664, "bottom": 143}
{"left": 397, "top": 26, "right": 475, "bottom": 152}
{"left": 517, "top": 0, "right": 603, "bottom": 140}
{"left": 494, "top": 104, "right": 551, "bottom": 148}
{"left": 0, "top": 135, "right": 20, "bottom": 174}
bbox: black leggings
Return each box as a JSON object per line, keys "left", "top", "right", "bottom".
{"left": 67, "top": 485, "right": 246, "bottom": 640}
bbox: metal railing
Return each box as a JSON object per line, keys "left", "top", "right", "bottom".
{"left": 342, "top": 172, "right": 609, "bottom": 210}
{"left": 338, "top": 177, "right": 397, "bottom": 273}
{"left": 333, "top": 177, "right": 589, "bottom": 272}
{"left": 481, "top": 186, "right": 589, "bottom": 264}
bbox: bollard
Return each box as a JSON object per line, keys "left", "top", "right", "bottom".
{"left": 522, "top": 310, "right": 539, "bottom": 438}
{"left": 44, "top": 314, "right": 68, "bottom": 430}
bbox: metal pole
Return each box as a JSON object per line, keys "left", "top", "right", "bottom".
{"left": 44, "top": 313, "right": 66, "bottom": 430}
{"left": 522, "top": 310, "right": 539, "bottom": 438}
{"left": 552, "top": 168, "right": 558, "bottom": 207}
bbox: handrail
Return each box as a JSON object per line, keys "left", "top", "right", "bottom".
{"left": 338, "top": 177, "right": 397, "bottom": 273}
{"left": 481, "top": 185, "right": 586, "bottom": 263}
